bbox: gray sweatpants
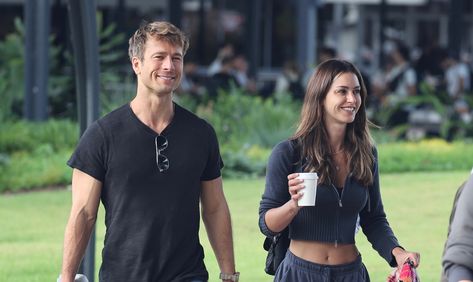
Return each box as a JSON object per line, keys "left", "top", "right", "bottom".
{"left": 274, "top": 250, "right": 370, "bottom": 282}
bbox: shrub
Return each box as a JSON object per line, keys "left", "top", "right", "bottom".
{"left": 192, "top": 87, "right": 300, "bottom": 176}
{"left": 0, "top": 120, "right": 78, "bottom": 193}
{"left": 0, "top": 120, "right": 78, "bottom": 153}
{"left": 220, "top": 144, "right": 271, "bottom": 178}
{"left": 372, "top": 82, "right": 473, "bottom": 141}
{"left": 0, "top": 14, "right": 130, "bottom": 122}
{"left": 1, "top": 93, "right": 472, "bottom": 192}
{"left": 195, "top": 87, "right": 300, "bottom": 147}
{"left": 377, "top": 139, "right": 473, "bottom": 173}
{"left": 0, "top": 18, "right": 25, "bottom": 121}
{"left": 0, "top": 147, "right": 72, "bottom": 192}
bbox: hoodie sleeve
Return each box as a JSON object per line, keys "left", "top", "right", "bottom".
{"left": 258, "top": 140, "right": 294, "bottom": 237}
{"left": 359, "top": 147, "right": 401, "bottom": 267}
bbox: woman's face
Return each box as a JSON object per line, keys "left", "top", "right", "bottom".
{"left": 323, "top": 72, "right": 362, "bottom": 126}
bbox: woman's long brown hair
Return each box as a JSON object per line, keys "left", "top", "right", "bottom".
{"left": 291, "top": 59, "right": 376, "bottom": 186}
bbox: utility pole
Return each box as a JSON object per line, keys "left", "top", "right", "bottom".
{"left": 296, "top": 0, "right": 318, "bottom": 74}
{"left": 168, "top": 0, "right": 182, "bottom": 28}
{"left": 378, "top": 0, "right": 387, "bottom": 68}
{"left": 246, "top": 0, "right": 262, "bottom": 77}
{"left": 66, "top": 0, "right": 101, "bottom": 280}
{"left": 448, "top": 0, "right": 462, "bottom": 60}
{"left": 24, "top": 0, "right": 50, "bottom": 121}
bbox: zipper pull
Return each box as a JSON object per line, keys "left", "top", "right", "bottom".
{"left": 335, "top": 240, "right": 338, "bottom": 248}
{"left": 338, "top": 199, "right": 343, "bottom": 207}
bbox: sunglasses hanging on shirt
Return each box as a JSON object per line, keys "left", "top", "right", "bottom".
{"left": 155, "top": 135, "right": 169, "bottom": 172}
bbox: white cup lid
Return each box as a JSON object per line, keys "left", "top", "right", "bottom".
{"left": 297, "top": 172, "right": 318, "bottom": 180}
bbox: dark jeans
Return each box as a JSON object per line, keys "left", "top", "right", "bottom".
{"left": 274, "top": 250, "right": 370, "bottom": 282}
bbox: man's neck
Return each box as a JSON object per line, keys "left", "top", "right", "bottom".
{"left": 130, "top": 93, "right": 175, "bottom": 134}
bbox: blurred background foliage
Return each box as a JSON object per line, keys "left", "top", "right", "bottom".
{"left": 0, "top": 18, "right": 25, "bottom": 122}
{"left": 0, "top": 17, "right": 472, "bottom": 193}
{"left": 1, "top": 91, "right": 472, "bottom": 193}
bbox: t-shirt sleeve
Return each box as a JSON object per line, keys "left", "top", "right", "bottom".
{"left": 258, "top": 140, "right": 293, "bottom": 237}
{"left": 67, "top": 121, "right": 107, "bottom": 182}
{"left": 200, "top": 122, "right": 224, "bottom": 181}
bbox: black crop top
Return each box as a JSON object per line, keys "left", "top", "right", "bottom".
{"left": 258, "top": 140, "right": 402, "bottom": 267}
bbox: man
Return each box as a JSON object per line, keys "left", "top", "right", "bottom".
{"left": 60, "top": 21, "right": 239, "bottom": 282}
{"left": 442, "top": 169, "right": 473, "bottom": 282}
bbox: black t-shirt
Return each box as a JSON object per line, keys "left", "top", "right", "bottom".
{"left": 68, "top": 102, "right": 223, "bottom": 282}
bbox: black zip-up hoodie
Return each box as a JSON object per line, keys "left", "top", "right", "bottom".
{"left": 259, "top": 140, "right": 401, "bottom": 267}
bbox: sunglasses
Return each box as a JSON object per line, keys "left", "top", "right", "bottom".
{"left": 155, "top": 135, "right": 169, "bottom": 172}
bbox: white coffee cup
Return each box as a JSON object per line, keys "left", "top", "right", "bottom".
{"left": 297, "top": 172, "right": 319, "bottom": 206}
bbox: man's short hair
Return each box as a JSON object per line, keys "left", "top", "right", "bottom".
{"left": 128, "top": 21, "right": 189, "bottom": 62}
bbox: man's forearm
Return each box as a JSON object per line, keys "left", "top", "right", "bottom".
{"left": 203, "top": 202, "right": 235, "bottom": 274}
{"left": 61, "top": 211, "right": 96, "bottom": 282}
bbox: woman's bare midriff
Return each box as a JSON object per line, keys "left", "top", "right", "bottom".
{"left": 289, "top": 239, "right": 359, "bottom": 265}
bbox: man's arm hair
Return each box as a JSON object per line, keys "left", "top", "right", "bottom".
{"left": 201, "top": 177, "right": 236, "bottom": 276}
{"left": 60, "top": 169, "right": 102, "bottom": 282}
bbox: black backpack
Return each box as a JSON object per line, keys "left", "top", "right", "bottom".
{"left": 263, "top": 228, "right": 290, "bottom": 275}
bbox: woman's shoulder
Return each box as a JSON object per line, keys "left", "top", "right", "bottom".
{"left": 272, "top": 139, "right": 297, "bottom": 154}
{"left": 267, "top": 139, "right": 299, "bottom": 166}
{"left": 372, "top": 145, "right": 378, "bottom": 155}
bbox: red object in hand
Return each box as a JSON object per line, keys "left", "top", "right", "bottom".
{"left": 386, "top": 260, "right": 420, "bottom": 282}
{"left": 398, "top": 260, "right": 414, "bottom": 282}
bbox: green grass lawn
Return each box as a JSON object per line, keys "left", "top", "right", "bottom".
{"left": 0, "top": 171, "right": 470, "bottom": 281}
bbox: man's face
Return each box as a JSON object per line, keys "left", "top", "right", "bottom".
{"left": 132, "top": 37, "right": 184, "bottom": 96}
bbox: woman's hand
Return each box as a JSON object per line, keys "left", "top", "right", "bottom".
{"left": 287, "top": 173, "right": 305, "bottom": 204}
{"left": 392, "top": 247, "right": 420, "bottom": 268}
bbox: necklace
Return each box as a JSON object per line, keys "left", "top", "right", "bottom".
{"left": 330, "top": 147, "right": 344, "bottom": 155}
{"left": 332, "top": 150, "right": 346, "bottom": 171}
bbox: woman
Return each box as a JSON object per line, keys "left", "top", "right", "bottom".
{"left": 259, "top": 59, "right": 420, "bottom": 281}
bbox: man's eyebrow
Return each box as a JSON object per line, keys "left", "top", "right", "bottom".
{"left": 150, "top": 51, "right": 183, "bottom": 57}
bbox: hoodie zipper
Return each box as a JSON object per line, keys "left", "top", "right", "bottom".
{"left": 331, "top": 182, "right": 344, "bottom": 247}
